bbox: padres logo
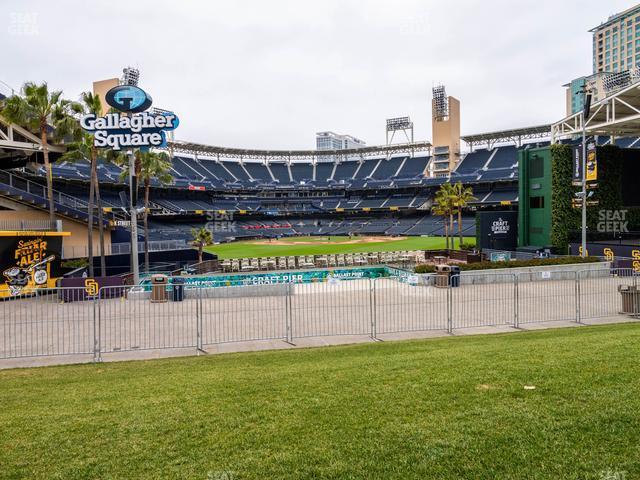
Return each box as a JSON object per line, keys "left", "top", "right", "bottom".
{"left": 84, "top": 278, "right": 99, "bottom": 296}
{"left": 603, "top": 248, "right": 614, "bottom": 261}
{"left": 633, "top": 250, "right": 640, "bottom": 273}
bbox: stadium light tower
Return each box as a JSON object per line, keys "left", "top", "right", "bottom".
{"left": 386, "top": 116, "right": 414, "bottom": 145}
{"left": 122, "top": 67, "right": 140, "bottom": 86}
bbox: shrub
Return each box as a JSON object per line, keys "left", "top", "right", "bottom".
{"left": 414, "top": 256, "right": 602, "bottom": 274}
{"left": 459, "top": 242, "right": 476, "bottom": 251}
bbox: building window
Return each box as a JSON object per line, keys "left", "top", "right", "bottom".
{"left": 530, "top": 196, "right": 545, "bottom": 209}
{"left": 529, "top": 157, "right": 544, "bottom": 178}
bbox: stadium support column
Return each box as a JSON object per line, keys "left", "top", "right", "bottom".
{"left": 129, "top": 149, "right": 140, "bottom": 284}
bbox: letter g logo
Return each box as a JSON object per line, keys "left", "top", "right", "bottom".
{"left": 105, "top": 85, "right": 153, "bottom": 113}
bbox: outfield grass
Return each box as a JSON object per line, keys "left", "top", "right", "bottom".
{"left": 206, "top": 235, "right": 474, "bottom": 259}
{"left": 1, "top": 324, "right": 639, "bottom": 479}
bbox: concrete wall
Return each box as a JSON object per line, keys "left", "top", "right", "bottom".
{"left": 457, "top": 263, "right": 612, "bottom": 285}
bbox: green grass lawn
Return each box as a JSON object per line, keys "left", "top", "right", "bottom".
{"left": 206, "top": 235, "right": 474, "bottom": 259}
{"left": 1, "top": 324, "right": 640, "bottom": 479}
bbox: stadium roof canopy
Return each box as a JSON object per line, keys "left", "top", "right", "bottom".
{"left": 167, "top": 140, "right": 432, "bottom": 161}
{"left": 552, "top": 79, "right": 640, "bottom": 141}
{"left": 461, "top": 125, "right": 551, "bottom": 150}
{"left": 0, "top": 115, "right": 65, "bottom": 160}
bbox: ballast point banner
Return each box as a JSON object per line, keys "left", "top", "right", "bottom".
{"left": 80, "top": 84, "right": 178, "bottom": 150}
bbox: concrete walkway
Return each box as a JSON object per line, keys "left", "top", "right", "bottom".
{"left": 1, "top": 313, "right": 637, "bottom": 370}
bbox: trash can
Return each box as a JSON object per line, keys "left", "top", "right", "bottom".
{"left": 618, "top": 285, "right": 640, "bottom": 315}
{"left": 450, "top": 265, "right": 461, "bottom": 288}
{"left": 151, "top": 274, "right": 168, "bottom": 303}
{"left": 435, "top": 264, "right": 451, "bottom": 288}
{"left": 172, "top": 277, "right": 185, "bottom": 302}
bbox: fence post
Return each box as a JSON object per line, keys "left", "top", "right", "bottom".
{"left": 513, "top": 273, "right": 519, "bottom": 329}
{"left": 447, "top": 278, "right": 453, "bottom": 334}
{"left": 196, "top": 287, "right": 204, "bottom": 353}
{"left": 575, "top": 270, "right": 582, "bottom": 324}
{"left": 370, "top": 279, "right": 377, "bottom": 340}
{"left": 94, "top": 289, "right": 102, "bottom": 362}
{"left": 285, "top": 282, "right": 293, "bottom": 343}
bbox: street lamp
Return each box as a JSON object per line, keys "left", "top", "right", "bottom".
{"left": 576, "top": 85, "right": 592, "bottom": 257}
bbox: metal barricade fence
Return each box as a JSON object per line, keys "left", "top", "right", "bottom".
{"left": 451, "top": 272, "right": 517, "bottom": 329}
{"left": 0, "top": 287, "right": 94, "bottom": 359}
{"left": 200, "top": 283, "right": 288, "bottom": 345}
{"left": 374, "top": 274, "right": 449, "bottom": 334}
{"left": 516, "top": 270, "right": 579, "bottom": 324}
{"left": 98, "top": 285, "right": 198, "bottom": 357}
{"left": 2, "top": 267, "right": 640, "bottom": 363}
{"left": 290, "top": 279, "right": 372, "bottom": 339}
{"left": 578, "top": 268, "right": 637, "bottom": 320}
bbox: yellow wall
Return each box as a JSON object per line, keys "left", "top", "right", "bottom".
{"left": 0, "top": 210, "right": 111, "bottom": 258}
{"left": 92, "top": 78, "right": 119, "bottom": 115}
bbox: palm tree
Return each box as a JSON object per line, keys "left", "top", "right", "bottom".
{"left": 432, "top": 203, "right": 450, "bottom": 249}
{"left": 118, "top": 151, "right": 173, "bottom": 272}
{"left": 1, "top": 82, "right": 80, "bottom": 224}
{"left": 59, "top": 92, "right": 108, "bottom": 277}
{"left": 435, "top": 183, "right": 456, "bottom": 249}
{"left": 191, "top": 227, "right": 213, "bottom": 263}
{"left": 451, "top": 182, "right": 476, "bottom": 248}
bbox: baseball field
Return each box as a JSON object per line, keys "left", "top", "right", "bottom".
{"left": 205, "top": 235, "right": 475, "bottom": 259}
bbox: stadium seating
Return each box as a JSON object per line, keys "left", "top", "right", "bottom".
{"left": 6, "top": 138, "right": 575, "bottom": 248}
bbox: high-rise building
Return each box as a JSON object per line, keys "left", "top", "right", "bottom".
{"left": 564, "top": 73, "right": 608, "bottom": 115}
{"left": 591, "top": 4, "right": 640, "bottom": 74}
{"left": 316, "top": 131, "right": 366, "bottom": 151}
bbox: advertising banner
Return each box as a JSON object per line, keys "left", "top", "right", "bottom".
{"left": 58, "top": 276, "right": 125, "bottom": 302}
{"left": 572, "top": 141, "right": 597, "bottom": 183}
{"left": 0, "top": 232, "right": 66, "bottom": 298}
{"left": 490, "top": 251, "right": 512, "bottom": 262}
{"left": 477, "top": 211, "right": 518, "bottom": 251}
{"left": 139, "top": 267, "right": 390, "bottom": 290}
{"left": 568, "top": 242, "right": 640, "bottom": 271}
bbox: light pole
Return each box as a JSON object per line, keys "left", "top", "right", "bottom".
{"left": 128, "top": 149, "right": 140, "bottom": 284}
{"left": 577, "top": 85, "right": 591, "bottom": 258}
{"left": 581, "top": 110, "right": 587, "bottom": 257}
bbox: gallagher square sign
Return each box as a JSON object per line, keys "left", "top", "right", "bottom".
{"left": 81, "top": 85, "right": 178, "bottom": 150}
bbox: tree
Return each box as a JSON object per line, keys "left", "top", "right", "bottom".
{"left": 118, "top": 151, "right": 173, "bottom": 272}
{"left": 451, "top": 182, "right": 476, "bottom": 248}
{"left": 1, "top": 82, "right": 80, "bottom": 224}
{"left": 191, "top": 227, "right": 213, "bottom": 263}
{"left": 431, "top": 203, "right": 450, "bottom": 249}
{"left": 59, "top": 92, "right": 107, "bottom": 277}
{"left": 435, "top": 183, "right": 457, "bottom": 249}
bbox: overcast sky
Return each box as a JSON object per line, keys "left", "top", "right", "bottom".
{"left": 1, "top": 0, "right": 634, "bottom": 149}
